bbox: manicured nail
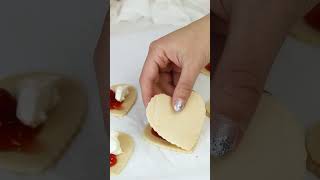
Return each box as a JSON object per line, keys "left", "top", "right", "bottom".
{"left": 211, "top": 114, "right": 243, "bottom": 157}
{"left": 174, "top": 99, "right": 184, "bottom": 112}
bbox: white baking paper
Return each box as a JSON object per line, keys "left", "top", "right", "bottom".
{"left": 111, "top": 0, "right": 210, "bottom": 26}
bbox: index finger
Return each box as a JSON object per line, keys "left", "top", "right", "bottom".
{"left": 139, "top": 49, "right": 160, "bottom": 107}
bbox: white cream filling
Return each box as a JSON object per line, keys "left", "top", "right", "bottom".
{"left": 16, "top": 76, "right": 60, "bottom": 128}
{"left": 110, "top": 130, "right": 123, "bottom": 155}
{"left": 115, "top": 85, "right": 129, "bottom": 102}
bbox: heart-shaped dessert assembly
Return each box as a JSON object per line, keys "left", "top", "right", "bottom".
{"left": 0, "top": 72, "right": 87, "bottom": 173}
{"left": 145, "top": 92, "right": 206, "bottom": 151}
{"left": 110, "top": 84, "right": 137, "bottom": 117}
{"left": 110, "top": 133, "right": 134, "bottom": 176}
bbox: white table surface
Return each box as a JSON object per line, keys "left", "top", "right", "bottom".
{"left": 0, "top": 1, "right": 107, "bottom": 179}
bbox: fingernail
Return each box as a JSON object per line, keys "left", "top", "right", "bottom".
{"left": 211, "top": 114, "right": 243, "bottom": 157}
{"left": 174, "top": 99, "right": 184, "bottom": 112}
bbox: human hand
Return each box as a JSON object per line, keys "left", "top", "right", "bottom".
{"left": 139, "top": 15, "right": 210, "bottom": 112}
{"left": 211, "top": 0, "right": 317, "bottom": 157}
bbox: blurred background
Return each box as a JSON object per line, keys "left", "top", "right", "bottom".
{"left": 0, "top": 0, "right": 107, "bottom": 179}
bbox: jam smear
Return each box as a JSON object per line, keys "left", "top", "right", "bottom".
{"left": 205, "top": 63, "right": 211, "bottom": 72}
{"left": 110, "top": 153, "right": 117, "bottom": 167}
{"left": 151, "top": 128, "right": 165, "bottom": 140}
{"left": 0, "top": 88, "right": 40, "bottom": 151}
{"left": 305, "top": 3, "right": 320, "bottom": 31}
{"left": 109, "top": 89, "right": 122, "bottom": 110}
{"left": 0, "top": 89, "right": 17, "bottom": 116}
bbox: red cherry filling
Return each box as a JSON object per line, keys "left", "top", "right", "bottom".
{"left": 0, "top": 88, "right": 40, "bottom": 151}
{"left": 110, "top": 153, "right": 117, "bottom": 167}
{"left": 304, "top": 3, "right": 320, "bottom": 31}
{"left": 0, "top": 88, "right": 17, "bottom": 116}
{"left": 205, "top": 63, "right": 211, "bottom": 72}
{"left": 109, "top": 89, "right": 122, "bottom": 110}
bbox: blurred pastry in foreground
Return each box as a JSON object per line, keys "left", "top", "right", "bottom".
{"left": 0, "top": 72, "right": 87, "bottom": 174}
{"left": 291, "top": 3, "right": 320, "bottom": 45}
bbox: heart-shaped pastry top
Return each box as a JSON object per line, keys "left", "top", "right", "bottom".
{"left": 146, "top": 92, "right": 206, "bottom": 151}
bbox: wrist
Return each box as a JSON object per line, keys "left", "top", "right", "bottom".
{"left": 190, "top": 15, "right": 211, "bottom": 65}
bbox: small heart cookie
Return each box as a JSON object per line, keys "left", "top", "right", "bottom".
{"left": 146, "top": 92, "right": 206, "bottom": 151}
{"left": 110, "top": 133, "right": 134, "bottom": 176}
{"left": 110, "top": 84, "right": 137, "bottom": 117}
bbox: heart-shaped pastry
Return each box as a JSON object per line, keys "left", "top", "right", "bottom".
{"left": 110, "top": 84, "right": 137, "bottom": 117}
{"left": 146, "top": 92, "right": 206, "bottom": 151}
{"left": 110, "top": 133, "right": 134, "bottom": 176}
{"left": 0, "top": 72, "right": 87, "bottom": 174}
{"left": 144, "top": 124, "right": 192, "bottom": 153}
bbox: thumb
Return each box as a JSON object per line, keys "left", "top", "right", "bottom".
{"left": 211, "top": 67, "right": 265, "bottom": 157}
{"left": 172, "top": 65, "right": 200, "bottom": 112}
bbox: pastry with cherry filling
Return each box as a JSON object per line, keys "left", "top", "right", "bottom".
{"left": 110, "top": 130, "right": 134, "bottom": 176}
{"left": 144, "top": 92, "right": 206, "bottom": 153}
{"left": 0, "top": 72, "right": 86, "bottom": 173}
{"left": 110, "top": 84, "right": 137, "bottom": 117}
{"left": 291, "top": 3, "right": 320, "bottom": 45}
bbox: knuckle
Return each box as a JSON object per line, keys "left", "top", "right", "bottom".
{"left": 148, "top": 40, "right": 168, "bottom": 68}
{"left": 223, "top": 75, "right": 261, "bottom": 103}
{"left": 139, "top": 76, "right": 148, "bottom": 89}
{"left": 218, "top": 67, "right": 263, "bottom": 96}
{"left": 176, "top": 81, "right": 193, "bottom": 98}
{"left": 139, "top": 72, "right": 147, "bottom": 87}
{"left": 214, "top": 68, "right": 263, "bottom": 120}
{"left": 222, "top": 83, "right": 260, "bottom": 103}
{"left": 149, "top": 40, "right": 160, "bottom": 51}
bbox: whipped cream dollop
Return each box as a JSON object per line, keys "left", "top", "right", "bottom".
{"left": 110, "top": 130, "right": 123, "bottom": 155}
{"left": 16, "top": 76, "right": 60, "bottom": 128}
{"left": 115, "top": 85, "right": 129, "bottom": 102}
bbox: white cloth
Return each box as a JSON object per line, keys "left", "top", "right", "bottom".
{"left": 111, "top": 0, "right": 210, "bottom": 26}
